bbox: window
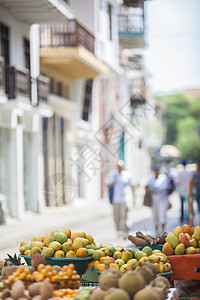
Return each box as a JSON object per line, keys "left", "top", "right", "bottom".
{"left": 82, "top": 80, "right": 93, "bottom": 122}
{"left": 108, "top": 4, "right": 112, "bottom": 40}
{"left": 0, "top": 23, "right": 9, "bottom": 66}
{"left": 57, "top": 82, "right": 62, "bottom": 97}
{"left": 0, "top": 23, "right": 9, "bottom": 93}
{"left": 24, "top": 38, "right": 30, "bottom": 70}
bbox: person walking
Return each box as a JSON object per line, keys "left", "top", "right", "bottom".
{"left": 176, "top": 159, "right": 192, "bottom": 224}
{"left": 145, "top": 164, "right": 169, "bottom": 236}
{"left": 105, "top": 160, "right": 135, "bottom": 239}
{"left": 189, "top": 161, "right": 200, "bottom": 225}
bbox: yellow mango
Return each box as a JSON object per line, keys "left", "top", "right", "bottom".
{"left": 41, "top": 247, "right": 54, "bottom": 257}
{"left": 19, "top": 247, "right": 25, "bottom": 254}
{"left": 72, "top": 239, "right": 83, "bottom": 252}
{"left": 48, "top": 241, "right": 62, "bottom": 251}
{"left": 158, "top": 262, "right": 164, "bottom": 273}
{"left": 66, "top": 251, "right": 76, "bottom": 258}
{"left": 88, "top": 260, "right": 95, "bottom": 269}
{"left": 120, "top": 264, "right": 131, "bottom": 273}
{"left": 20, "top": 241, "right": 28, "bottom": 247}
{"left": 76, "top": 248, "right": 88, "bottom": 258}
{"left": 54, "top": 250, "right": 65, "bottom": 258}
{"left": 148, "top": 255, "right": 160, "bottom": 263}
{"left": 31, "top": 247, "right": 41, "bottom": 256}
{"left": 109, "top": 263, "right": 119, "bottom": 269}
{"left": 100, "top": 256, "right": 115, "bottom": 265}
{"left": 31, "top": 241, "right": 44, "bottom": 249}
{"left": 86, "top": 234, "right": 94, "bottom": 244}
{"left": 139, "top": 257, "right": 150, "bottom": 263}
{"left": 154, "top": 263, "right": 160, "bottom": 272}
{"left": 94, "top": 260, "right": 101, "bottom": 269}
{"left": 75, "top": 238, "right": 89, "bottom": 247}
{"left": 43, "top": 233, "right": 55, "bottom": 247}
{"left": 97, "top": 264, "right": 107, "bottom": 271}
{"left": 31, "top": 236, "right": 43, "bottom": 242}
{"left": 71, "top": 232, "right": 86, "bottom": 240}
{"left": 24, "top": 250, "right": 31, "bottom": 256}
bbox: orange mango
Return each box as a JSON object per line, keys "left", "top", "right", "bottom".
{"left": 162, "top": 242, "right": 173, "bottom": 256}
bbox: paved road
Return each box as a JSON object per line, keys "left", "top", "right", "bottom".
{"left": 0, "top": 192, "right": 199, "bottom": 260}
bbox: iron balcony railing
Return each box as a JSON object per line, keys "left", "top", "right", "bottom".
{"left": 0, "top": 57, "right": 5, "bottom": 92}
{"left": 40, "top": 20, "right": 95, "bottom": 53}
{"left": 123, "top": 0, "right": 145, "bottom": 7}
{"left": 49, "top": 78, "right": 70, "bottom": 100}
{"left": 38, "top": 75, "right": 50, "bottom": 103}
{"left": 118, "top": 12, "right": 144, "bottom": 33}
{"left": 8, "top": 66, "right": 31, "bottom": 100}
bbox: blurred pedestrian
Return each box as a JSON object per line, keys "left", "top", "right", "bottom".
{"left": 189, "top": 161, "right": 200, "bottom": 225}
{"left": 105, "top": 160, "right": 135, "bottom": 239}
{"left": 145, "top": 164, "right": 169, "bottom": 236}
{"left": 166, "top": 162, "right": 177, "bottom": 196}
{"left": 176, "top": 159, "right": 192, "bottom": 224}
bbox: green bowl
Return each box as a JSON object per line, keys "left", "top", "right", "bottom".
{"left": 20, "top": 255, "right": 93, "bottom": 276}
{"left": 136, "top": 244, "right": 163, "bottom": 252}
{"left": 158, "top": 270, "right": 173, "bottom": 276}
{"left": 88, "top": 268, "right": 172, "bottom": 277}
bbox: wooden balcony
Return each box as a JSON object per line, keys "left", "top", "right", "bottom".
{"left": 38, "top": 75, "right": 50, "bottom": 104}
{"left": 40, "top": 20, "right": 109, "bottom": 80}
{"left": 118, "top": 8, "right": 145, "bottom": 48}
{"left": 40, "top": 20, "right": 94, "bottom": 54}
{"left": 8, "top": 66, "right": 31, "bottom": 100}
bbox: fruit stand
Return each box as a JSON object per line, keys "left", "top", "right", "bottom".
{"left": 161, "top": 225, "right": 200, "bottom": 300}
{"left": 1, "top": 224, "right": 200, "bottom": 299}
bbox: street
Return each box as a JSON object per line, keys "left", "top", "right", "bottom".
{"left": 1, "top": 191, "right": 198, "bottom": 261}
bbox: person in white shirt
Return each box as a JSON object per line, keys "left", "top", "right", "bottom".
{"left": 145, "top": 165, "right": 169, "bottom": 236}
{"left": 177, "top": 159, "right": 192, "bottom": 223}
{"left": 105, "top": 160, "right": 135, "bottom": 239}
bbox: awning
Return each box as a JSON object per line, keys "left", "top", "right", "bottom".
{"left": 156, "top": 145, "right": 180, "bottom": 159}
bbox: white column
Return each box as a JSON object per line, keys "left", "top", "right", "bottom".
{"left": 36, "top": 117, "right": 45, "bottom": 213}
{"left": 9, "top": 124, "right": 24, "bottom": 219}
{"left": 30, "top": 24, "right": 40, "bottom": 107}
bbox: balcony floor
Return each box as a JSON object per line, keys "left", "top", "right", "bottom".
{"left": 119, "top": 34, "right": 146, "bottom": 49}
{"left": 40, "top": 47, "right": 109, "bottom": 80}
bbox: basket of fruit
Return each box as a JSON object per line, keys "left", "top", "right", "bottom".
{"left": 19, "top": 228, "right": 96, "bottom": 276}
{"left": 2, "top": 258, "right": 81, "bottom": 291}
{"left": 162, "top": 224, "right": 200, "bottom": 280}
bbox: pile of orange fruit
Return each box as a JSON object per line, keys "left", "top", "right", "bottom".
{"left": 7, "top": 264, "right": 80, "bottom": 290}
{"left": 7, "top": 265, "right": 32, "bottom": 281}
{"left": 53, "top": 288, "right": 79, "bottom": 299}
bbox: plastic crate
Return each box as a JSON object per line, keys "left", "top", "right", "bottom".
{"left": 168, "top": 254, "right": 200, "bottom": 281}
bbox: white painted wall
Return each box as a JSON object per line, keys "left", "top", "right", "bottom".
{"left": 69, "top": 0, "right": 95, "bottom": 32}
{"left": 0, "top": 6, "right": 30, "bottom": 68}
